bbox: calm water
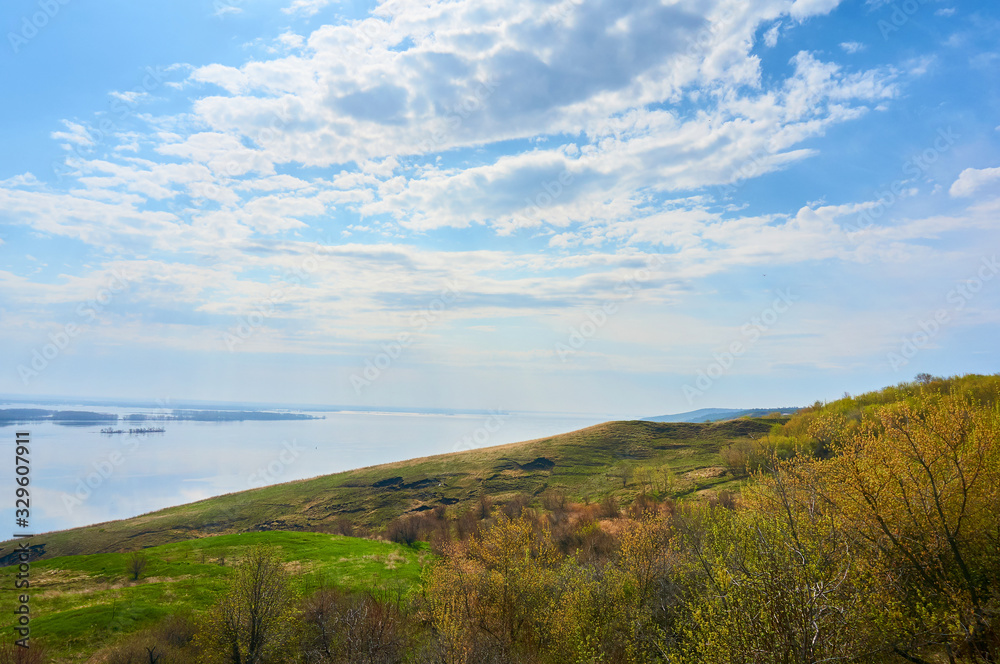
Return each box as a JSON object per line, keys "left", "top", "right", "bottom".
{"left": 1, "top": 404, "right": 608, "bottom": 532}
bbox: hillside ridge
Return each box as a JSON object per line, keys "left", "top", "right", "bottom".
{"left": 2, "top": 418, "right": 772, "bottom": 561}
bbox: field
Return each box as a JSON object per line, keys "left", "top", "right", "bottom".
{"left": 2, "top": 531, "right": 428, "bottom": 661}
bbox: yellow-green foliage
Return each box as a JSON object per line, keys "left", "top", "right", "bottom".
{"left": 684, "top": 385, "right": 1000, "bottom": 662}
{"left": 195, "top": 545, "right": 300, "bottom": 663}
{"left": 425, "top": 379, "right": 1000, "bottom": 664}
{"left": 821, "top": 391, "right": 1000, "bottom": 659}
{"left": 677, "top": 472, "right": 902, "bottom": 664}
{"left": 426, "top": 514, "right": 675, "bottom": 664}
{"left": 780, "top": 373, "right": 1000, "bottom": 443}
{"left": 426, "top": 515, "right": 562, "bottom": 660}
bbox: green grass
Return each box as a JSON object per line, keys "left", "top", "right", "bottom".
{"left": 1, "top": 531, "right": 429, "bottom": 662}
{"left": 1, "top": 418, "right": 778, "bottom": 562}
{"left": 0, "top": 417, "right": 770, "bottom": 660}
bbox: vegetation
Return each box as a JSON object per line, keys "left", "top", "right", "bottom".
{"left": 1, "top": 418, "right": 766, "bottom": 560}
{"left": 196, "top": 545, "right": 299, "bottom": 663}
{"left": 3, "top": 373, "right": 999, "bottom": 662}
{"left": 0, "top": 532, "right": 427, "bottom": 661}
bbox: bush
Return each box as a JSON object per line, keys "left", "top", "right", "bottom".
{"left": 195, "top": 545, "right": 298, "bottom": 663}
{"left": 386, "top": 516, "right": 422, "bottom": 546}
{"left": 99, "top": 614, "right": 198, "bottom": 664}
{"left": 501, "top": 492, "right": 530, "bottom": 519}
{"left": 0, "top": 642, "right": 47, "bottom": 664}
{"left": 599, "top": 493, "right": 620, "bottom": 518}
{"left": 300, "top": 588, "right": 409, "bottom": 664}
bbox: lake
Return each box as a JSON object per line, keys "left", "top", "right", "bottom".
{"left": 1, "top": 404, "right": 611, "bottom": 532}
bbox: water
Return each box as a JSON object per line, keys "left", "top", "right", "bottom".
{"left": 0, "top": 404, "right": 608, "bottom": 532}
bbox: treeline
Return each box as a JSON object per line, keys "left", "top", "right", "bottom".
{"left": 168, "top": 410, "right": 320, "bottom": 421}
{"left": 0, "top": 409, "right": 118, "bottom": 422}
{"left": 75, "top": 378, "right": 1000, "bottom": 663}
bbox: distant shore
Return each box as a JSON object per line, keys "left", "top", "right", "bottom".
{"left": 0, "top": 408, "right": 323, "bottom": 424}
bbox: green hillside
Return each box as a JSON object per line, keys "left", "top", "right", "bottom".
{"left": 1, "top": 418, "right": 776, "bottom": 562}
{"left": 0, "top": 531, "right": 427, "bottom": 662}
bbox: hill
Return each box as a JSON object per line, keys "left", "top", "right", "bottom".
{"left": 643, "top": 406, "right": 800, "bottom": 423}
{"left": 1, "top": 418, "right": 778, "bottom": 562}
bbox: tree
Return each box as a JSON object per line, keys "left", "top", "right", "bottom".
{"left": 197, "top": 545, "right": 298, "bottom": 664}
{"left": 300, "top": 588, "right": 408, "bottom": 664}
{"left": 677, "top": 469, "right": 896, "bottom": 664}
{"left": 425, "top": 515, "right": 563, "bottom": 660}
{"left": 823, "top": 392, "right": 1000, "bottom": 661}
{"left": 128, "top": 550, "right": 149, "bottom": 581}
{"left": 386, "top": 515, "right": 422, "bottom": 546}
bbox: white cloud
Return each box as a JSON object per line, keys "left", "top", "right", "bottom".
{"left": 109, "top": 90, "right": 151, "bottom": 105}
{"left": 949, "top": 166, "right": 1000, "bottom": 197}
{"left": 0, "top": 173, "right": 41, "bottom": 188}
{"left": 763, "top": 22, "right": 782, "bottom": 48}
{"left": 840, "top": 41, "right": 865, "bottom": 53}
{"left": 213, "top": 3, "right": 242, "bottom": 18}
{"left": 790, "top": 0, "right": 842, "bottom": 20}
{"left": 5, "top": 0, "right": 974, "bottom": 381}
{"left": 51, "top": 120, "right": 95, "bottom": 148}
{"left": 282, "top": 0, "right": 339, "bottom": 17}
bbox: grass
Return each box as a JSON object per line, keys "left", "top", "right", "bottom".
{"left": 1, "top": 418, "right": 781, "bottom": 562}
{"left": 1, "top": 531, "right": 429, "bottom": 662}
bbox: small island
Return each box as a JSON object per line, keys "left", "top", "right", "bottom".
{"left": 1, "top": 408, "right": 322, "bottom": 425}
{"left": 100, "top": 427, "right": 166, "bottom": 434}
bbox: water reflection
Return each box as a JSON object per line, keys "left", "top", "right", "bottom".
{"left": 1, "top": 407, "right": 608, "bottom": 532}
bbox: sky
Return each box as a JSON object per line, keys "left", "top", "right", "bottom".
{"left": 1, "top": 0, "right": 998, "bottom": 418}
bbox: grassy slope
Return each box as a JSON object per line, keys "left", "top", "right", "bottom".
{"left": 1, "top": 531, "right": 428, "bottom": 662}
{"left": 1, "top": 418, "right": 779, "bottom": 561}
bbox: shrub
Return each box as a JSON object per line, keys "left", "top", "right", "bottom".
{"left": 386, "top": 516, "right": 422, "bottom": 546}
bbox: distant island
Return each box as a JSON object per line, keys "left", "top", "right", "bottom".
{"left": 100, "top": 426, "right": 166, "bottom": 434}
{"left": 0, "top": 409, "right": 118, "bottom": 423}
{"left": 166, "top": 410, "right": 322, "bottom": 421}
{"left": 0, "top": 408, "right": 322, "bottom": 424}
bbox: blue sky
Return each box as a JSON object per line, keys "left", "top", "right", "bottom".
{"left": 1, "top": 0, "right": 998, "bottom": 417}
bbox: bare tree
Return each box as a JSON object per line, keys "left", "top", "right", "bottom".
{"left": 198, "top": 544, "right": 297, "bottom": 664}
{"left": 128, "top": 550, "right": 149, "bottom": 581}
